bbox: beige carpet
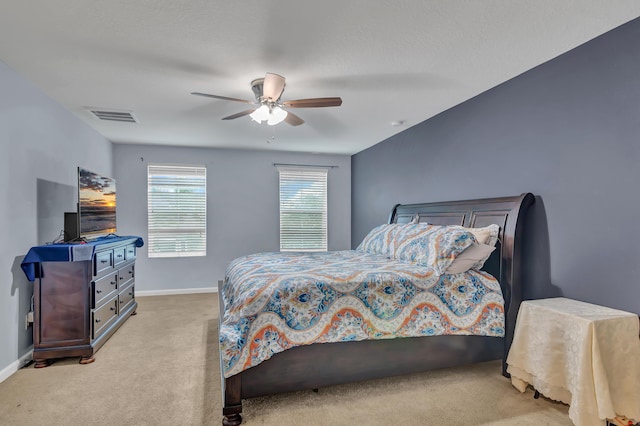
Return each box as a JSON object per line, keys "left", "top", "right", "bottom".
{"left": 0, "top": 294, "right": 571, "bottom": 425}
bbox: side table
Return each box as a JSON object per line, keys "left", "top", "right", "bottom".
{"left": 506, "top": 297, "right": 640, "bottom": 426}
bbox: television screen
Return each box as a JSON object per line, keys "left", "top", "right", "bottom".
{"left": 78, "top": 167, "right": 117, "bottom": 239}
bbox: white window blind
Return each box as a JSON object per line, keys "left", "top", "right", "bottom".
{"left": 147, "top": 164, "right": 206, "bottom": 258}
{"left": 279, "top": 167, "right": 328, "bottom": 252}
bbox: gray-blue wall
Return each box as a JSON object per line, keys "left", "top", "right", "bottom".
{"left": 352, "top": 18, "right": 640, "bottom": 313}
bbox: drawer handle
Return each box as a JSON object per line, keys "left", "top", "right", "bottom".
{"left": 128, "top": 292, "right": 133, "bottom": 296}
{"left": 110, "top": 306, "right": 116, "bottom": 311}
{"left": 129, "top": 271, "right": 133, "bottom": 275}
{"left": 111, "top": 281, "right": 116, "bottom": 285}
{"left": 96, "top": 290, "right": 102, "bottom": 294}
{"left": 100, "top": 260, "right": 108, "bottom": 264}
{"left": 117, "top": 254, "right": 123, "bottom": 258}
{"left": 120, "top": 300, "right": 124, "bottom": 304}
{"left": 95, "top": 319, "right": 101, "bottom": 323}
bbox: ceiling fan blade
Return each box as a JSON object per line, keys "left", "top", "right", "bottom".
{"left": 191, "top": 92, "right": 255, "bottom": 104}
{"left": 263, "top": 73, "right": 286, "bottom": 101}
{"left": 284, "top": 112, "right": 305, "bottom": 126}
{"left": 282, "top": 97, "right": 342, "bottom": 108}
{"left": 222, "top": 109, "right": 256, "bottom": 120}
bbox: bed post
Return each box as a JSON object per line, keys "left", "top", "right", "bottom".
{"left": 501, "top": 192, "right": 534, "bottom": 377}
{"left": 219, "top": 283, "right": 243, "bottom": 426}
{"left": 387, "top": 203, "right": 401, "bottom": 224}
{"left": 222, "top": 375, "right": 242, "bottom": 426}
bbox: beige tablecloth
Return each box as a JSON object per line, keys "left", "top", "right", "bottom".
{"left": 507, "top": 298, "right": 640, "bottom": 426}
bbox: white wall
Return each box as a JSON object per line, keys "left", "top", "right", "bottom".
{"left": 113, "top": 144, "right": 351, "bottom": 293}
{"left": 0, "top": 60, "right": 114, "bottom": 378}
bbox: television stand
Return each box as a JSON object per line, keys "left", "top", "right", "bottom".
{"left": 21, "top": 236, "right": 143, "bottom": 366}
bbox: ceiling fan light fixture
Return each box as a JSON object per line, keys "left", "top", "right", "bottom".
{"left": 267, "top": 106, "right": 288, "bottom": 126}
{"left": 250, "top": 104, "right": 270, "bottom": 123}
{"left": 192, "top": 72, "right": 341, "bottom": 127}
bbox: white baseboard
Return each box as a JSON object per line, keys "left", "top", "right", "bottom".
{"left": 136, "top": 286, "right": 218, "bottom": 297}
{"left": 0, "top": 350, "right": 33, "bottom": 384}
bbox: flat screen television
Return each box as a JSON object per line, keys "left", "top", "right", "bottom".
{"left": 65, "top": 167, "right": 117, "bottom": 241}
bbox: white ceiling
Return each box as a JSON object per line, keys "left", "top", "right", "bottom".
{"left": 1, "top": 1, "right": 639, "bottom": 155}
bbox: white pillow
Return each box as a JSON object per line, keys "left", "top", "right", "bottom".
{"left": 445, "top": 243, "right": 496, "bottom": 274}
{"left": 465, "top": 224, "right": 499, "bottom": 247}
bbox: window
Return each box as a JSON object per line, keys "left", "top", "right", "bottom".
{"left": 147, "top": 164, "right": 206, "bottom": 258}
{"left": 278, "top": 167, "right": 328, "bottom": 252}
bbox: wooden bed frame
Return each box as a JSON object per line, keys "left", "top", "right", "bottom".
{"left": 219, "top": 193, "right": 534, "bottom": 425}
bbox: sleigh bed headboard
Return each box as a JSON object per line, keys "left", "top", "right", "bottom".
{"left": 388, "top": 192, "right": 535, "bottom": 371}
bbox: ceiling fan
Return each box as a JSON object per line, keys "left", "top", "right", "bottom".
{"left": 191, "top": 73, "right": 342, "bottom": 126}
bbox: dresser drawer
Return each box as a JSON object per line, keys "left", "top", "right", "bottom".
{"left": 93, "top": 272, "right": 118, "bottom": 308}
{"left": 125, "top": 244, "right": 136, "bottom": 261}
{"left": 118, "top": 284, "right": 135, "bottom": 313}
{"left": 94, "top": 250, "right": 113, "bottom": 277}
{"left": 118, "top": 263, "right": 135, "bottom": 288}
{"left": 92, "top": 296, "right": 118, "bottom": 339}
{"left": 113, "top": 247, "right": 126, "bottom": 266}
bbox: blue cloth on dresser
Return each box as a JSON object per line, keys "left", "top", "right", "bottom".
{"left": 21, "top": 235, "right": 144, "bottom": 281}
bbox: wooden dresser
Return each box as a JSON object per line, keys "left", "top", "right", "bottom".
{"left": 22, "top": 236, "right": 142, "bottom": 367}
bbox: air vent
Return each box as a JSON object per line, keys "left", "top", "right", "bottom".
{"left": 88, "top": 109, "right": 138, "bottom": 123}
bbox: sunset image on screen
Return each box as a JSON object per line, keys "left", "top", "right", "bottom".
{"left": 78, "top": 168, "right": 117, "bottom": 235}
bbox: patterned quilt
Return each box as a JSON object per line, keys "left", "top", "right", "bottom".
{"left": 219, "top": 250, "right": 505, "bottom": 378}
